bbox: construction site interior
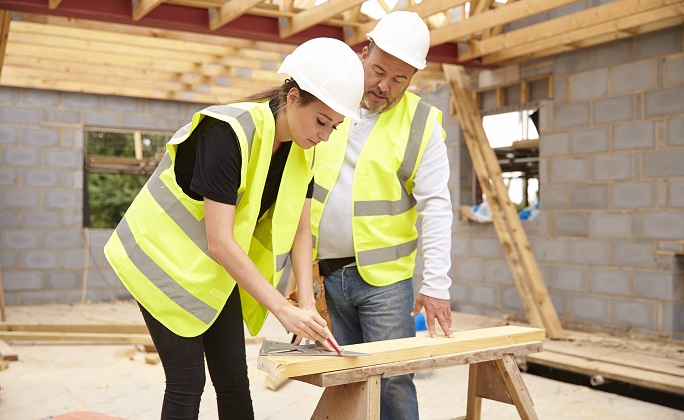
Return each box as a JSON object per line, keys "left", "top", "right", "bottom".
{"left": 0, "top": 0, "right": 683, "bottom": 419}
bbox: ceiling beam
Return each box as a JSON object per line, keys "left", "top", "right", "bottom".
{"left": 0, "top": 9, "right": 10, "bottom": 78}
{"left": 461, "top": 0, "right": 680, "bottom": 61}
{"left": 345, "top": 0, "right": 469, "bottom": 46}
{"left": 210, "top": 0, "right": 264, "bottom": 30}
{"left": 132, "top": 0, "right": 164, "bottom": 21}
{"left": 482, "top": 2, "right": 684, "bottom": 64}
{"left": 279, "top": 0, "right": 364, "bottom": 39}
{"left": 430, "top": 0, "right": 581, "bottom": 46}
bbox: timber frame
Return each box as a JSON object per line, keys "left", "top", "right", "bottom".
{"left": 0, "top": 0, "right": 681, "bottom": 103}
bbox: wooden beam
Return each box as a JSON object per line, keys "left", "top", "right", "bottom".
{"left": 48, "top": 0, "right": 61, "bottom": 9}
{"left": 483, "top": 2, "right": 684, "bottom": 64}
{"left": 209, "top": 0, "right": 264, "bottom": 30}
{"left": 345, "top": 0, "right": 469, "bottom": 46}
{"left": 280, "top": 0, "right": 364, "bottom": 39}
{"left": 293, "top": 341, "right": 543, "bottom": 388}
{"left": 462, "top": 0, "right": 679, "bottom": 61}
{"left": 258, "top": 326, "right": 545, "bottom": 378}
{"left": 132, "top": 0, "right": 165, "bottom": 21}
{"left": 0, "top": 10, "right": 10, "bottom": 80}
{"left": 472, "top": 0, "right": 496, "bottom": 16}
{"left": 430, "top": 0, "right": 580, "bottom": 46}
{"left": 0, "top": 322, "right": 148, "bottom": 334}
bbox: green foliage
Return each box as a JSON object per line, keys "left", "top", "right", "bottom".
{"left": 87, "top": 173, "right": 147, "bottom": 228}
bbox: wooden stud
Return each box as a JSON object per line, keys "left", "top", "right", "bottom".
{"left": 461, "top": 0, "right": 677, "bottom": 61}
{"left": 48, "top": 0, "right": 62, "bottom": 9}
{"left": 279, "top": 0, "right": 365, "bottom": 39}
{"left": 311, "top": 375, "right": 381, "bottom": 420}
{"left": 132, "top": 0, "right": 164, "bottom": 21}
{"left": 430, "top": 0, "right": 579, "bottom": 46}
{"left": 210, "top": 0, "right": 264, "bottom": 30}
{"left": 0, "top": 10, "right": 10, "bottom": 80}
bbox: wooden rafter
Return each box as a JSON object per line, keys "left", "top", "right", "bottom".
{"left": 0, "top": 9, "right": 10, "bottom": 79}
{"left": 279, "top": 0, "right": 364, "bottom": 39}
{"left": 132, "top": 0, "right": 165, "bottom": 21}
{"left": 210, "top": 0, "right": 265, "bottom": 30}
{"left": 461, "top": 0, "right": 684, "bottom": 63}
{"left": 430, "top": 0, "right": 579, "bottom": 46}
{"left": 345, "top": 0, "right": 469, "bottom": 46}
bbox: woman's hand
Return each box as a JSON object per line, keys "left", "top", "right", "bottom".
{"left": 278, "top": 306, "right": 342, "bottom": 352}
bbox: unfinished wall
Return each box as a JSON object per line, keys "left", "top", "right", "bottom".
{"left": 427, "top": 26, "right": 684, "bottom": 339}
{"left": 0, "top": 89, "right": 209, "bottom": 304}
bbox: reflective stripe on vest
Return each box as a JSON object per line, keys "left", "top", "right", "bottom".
{"left": 105, "top": 102, "right": 311, "bottom": 337}
{"left": 311, "top": 92, "right": 443, "bottom": 286}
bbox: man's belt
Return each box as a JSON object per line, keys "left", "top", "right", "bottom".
{"left": 318, "top": 257, "right": 356, "bottom": 276}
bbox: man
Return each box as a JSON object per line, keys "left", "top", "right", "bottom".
{"left": 309, "top": 11, "right": 453, "bottom": 420}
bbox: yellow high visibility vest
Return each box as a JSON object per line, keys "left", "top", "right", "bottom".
{"left": 310, "top": 92, "right": 444, "bottom": 286}
{"left": 104, "top": 102, "right": 313, "bottom": 337}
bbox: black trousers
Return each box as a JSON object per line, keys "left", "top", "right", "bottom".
{"left": 139, "top": 287, "right": 254, "bottom": 420}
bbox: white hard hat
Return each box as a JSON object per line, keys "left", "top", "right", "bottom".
{"left": 278, "top": 37, "right": 364, "bottom": 120}
{"left": 366, "top": 11, "right": 430, "bottom": 70}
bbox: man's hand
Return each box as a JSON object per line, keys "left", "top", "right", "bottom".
{"left": 411, "top": 293, "right": 453, "bottom": 338}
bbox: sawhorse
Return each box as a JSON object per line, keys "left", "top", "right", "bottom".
{"left": 258, "top": 325, "right": 544, "bottom": 419}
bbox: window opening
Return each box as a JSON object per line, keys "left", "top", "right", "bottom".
{"left": 84, "top": 129, "right": 171, "bottom": 228}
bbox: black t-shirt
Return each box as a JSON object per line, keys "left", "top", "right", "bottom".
{"left": 174, "top": 111, "right": 313, "bottom": 219}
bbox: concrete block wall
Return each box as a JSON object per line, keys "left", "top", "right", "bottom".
{"left": 441, "top": 26, "right": 684, "bottom": 339}
{"left": 0, "top": 87, "right": 210, "bottom": 304}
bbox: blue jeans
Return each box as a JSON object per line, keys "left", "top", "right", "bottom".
{"left": 324, "top": 265, "right": 418, "bottom": 420}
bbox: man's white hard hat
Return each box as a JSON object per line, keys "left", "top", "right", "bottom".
{"left": 366, "top": 11, "right": 430, "bottom": 70}
{"left": 278, "top": 37, "right": 364, "bottom": 120}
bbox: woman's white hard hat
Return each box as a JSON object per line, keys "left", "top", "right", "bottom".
{"left": 366, "top": 11, "right": 430, "bottom": 70}
{"left": 278, "top": 37, "right": 364, "bottom": 120}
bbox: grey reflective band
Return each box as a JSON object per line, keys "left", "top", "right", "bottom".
{"left": 357, "top": 238, "right": 418, "bottom": 267}
{"left": 312, "top": 182, "right": 328, "bottom": 203}
{"left": 116, "top": 216, "right": 218, "bottom": 324}
{"left": 354, "top": 100, "right": 431, "bottom": 217}
{"left": 204, "top": 105, "right": 258, "bottom": 145}
{"left": 276, "top": 253, "right": 289, "bottom": 272}
{"left": 111, "top": 104, "right": 264, "bottom": 324}
{"left": 354, "top": 190, "right": 417, "bottom": 216}
{"left": 312, "top": 234, "right": 317, "bottom": 249}
{"left": 146, "top": 155, "right": 212, "bottom": 260}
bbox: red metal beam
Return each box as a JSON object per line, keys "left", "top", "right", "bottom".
{"left": 0, "top": 0, "right": 466, "bottom": 64}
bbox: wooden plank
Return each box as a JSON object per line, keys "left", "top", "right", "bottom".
{"left": 443, "top": 64, "right": 545, "bottom": 331}
{"left": 0, "top": 339, "right": 18, "bottom": 361}
{"left": 444, "top": 65, "right": 565, "bottom": 339}
{"left": 210, "top": 0, "right": 265, "bottom": 30}
{"left": 293, "top": 341, "right": 543, "bottom": 387}
{"left": 345, "top": 0, "right": 469, "bottom": 46}
{"left": 0, "top": 9, "right": 10, "bottom": 80}
{"left": 526, "top": 351, "right": 684, "bottom": 395}
{"left": 0, "top": 323, "right": 149, "bottom": 334}
{"left": 258, "top": 326, "right": 545, "bottom": 378}
{"left": 429, "top": 0, "right": 580, "bottom": 46}
{"left": 280, "top": 0, "right": 364, "bottom": 39}
{"left": 132, "top": 0, "right": 165, "bottom": 21}
{"left": 496, "top": 355, "right": 538, "bottom": 419}
{"left": 461, "top": 0, "right": 678, "bottom": 61}
{"left": 311, "top": 376, "right": 381, "bottom": 420}
{"left": 483, "top": 3, "right": 684, "bottom": 64}
{"left": 0, "top": 330, "right": 155, "bottom": 344}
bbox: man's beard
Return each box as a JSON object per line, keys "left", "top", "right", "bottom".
{"left": 362, "top": 87, "right": 400, "bottom": 112}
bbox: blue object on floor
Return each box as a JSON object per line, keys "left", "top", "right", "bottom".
{"left": 415, "top": 312, "right": 427, "bottom": 331}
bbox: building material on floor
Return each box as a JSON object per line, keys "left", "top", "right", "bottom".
{"left": 0, "top": 339, "right": 16, "bottom": 361}
{"left": 259, "top": 325, "right": 545, "bottom": 420}
{"left": 443, "top": 64, "right": 564, "bottom": 339}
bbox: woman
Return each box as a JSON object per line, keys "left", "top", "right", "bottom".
{"left": 104, "top": 38, "right": 364, "bottom": 419}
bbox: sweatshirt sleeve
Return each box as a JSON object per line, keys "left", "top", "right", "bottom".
{"left": 412, "top": 120, "right": 453, "bottom": 300}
